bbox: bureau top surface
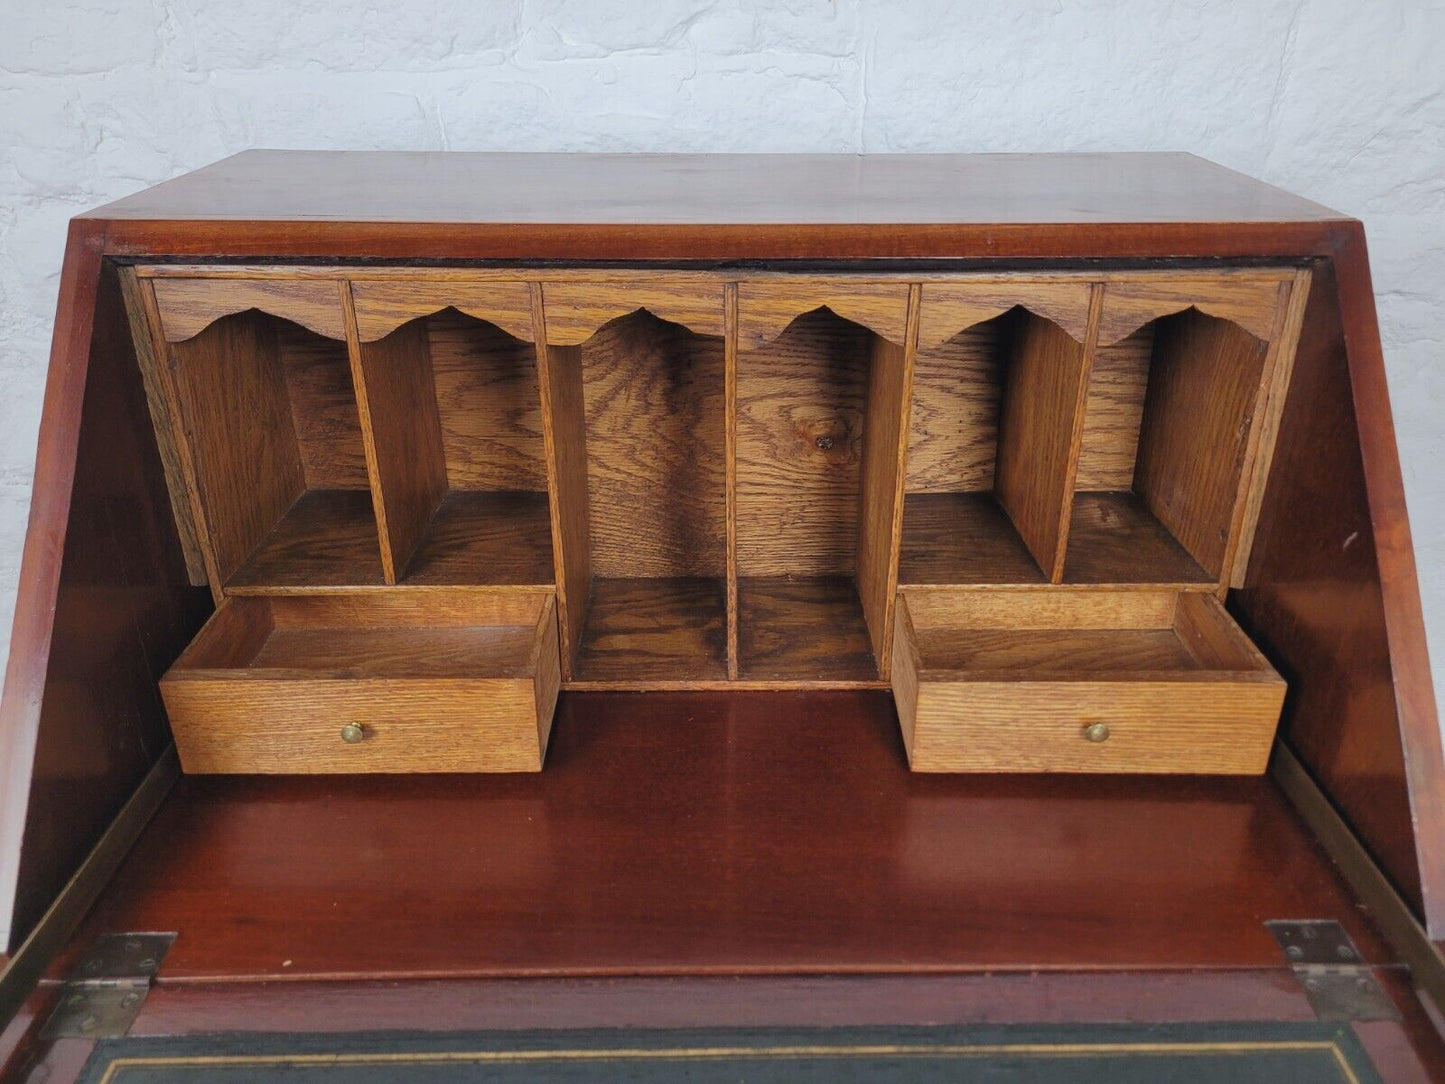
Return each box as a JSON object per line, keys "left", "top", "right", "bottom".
{"left": 87, "top": 151, "right": 1342, "bottom": 226}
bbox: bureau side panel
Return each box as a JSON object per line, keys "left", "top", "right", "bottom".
{"left": 1231, "top": 242, "right": 1445, "bottom": 937}
{"left": 0, "top": 229, "right": 213, "bottom": 951}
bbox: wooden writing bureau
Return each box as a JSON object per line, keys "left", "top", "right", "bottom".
{"left": 0, "top": 155, "right": 1443, "bottom": 1070}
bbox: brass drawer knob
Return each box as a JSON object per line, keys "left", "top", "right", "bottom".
{"left": 1084, "top": 722, "right": 1111, "bottom": 743}
{"left": 340, "top": 722, "right": 367, "bottom": 744}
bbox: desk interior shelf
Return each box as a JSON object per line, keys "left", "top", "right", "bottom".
{"left": 126, "top": 266, "right": 1308, "bottom": 773}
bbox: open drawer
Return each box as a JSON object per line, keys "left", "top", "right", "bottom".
{"left": 891, "top": 587, "right": 1285, "bottom": 774}
{"left": 161, "top": 590, "right": 560, "bottom": 773}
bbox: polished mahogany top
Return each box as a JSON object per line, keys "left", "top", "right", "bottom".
{"left": 86, "top": 151, "right": 1343, "bottom": 226}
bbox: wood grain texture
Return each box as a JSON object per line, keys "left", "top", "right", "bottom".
{"left": 854, "top": 285, "right": 917, "bottom": 666}
{"left": 1096, "top": 272, "right": 1287, "bottom": 345}
{"left": 166, "top": 310, "right": 307, "bottom": 586}
{"left": 1231, "top": 269, "right": 1313, "bottom": 586}
{"left": 736, "top": 280, "right": 909, "bottom": 349}
{"left": 573, "top": 577, "right": 728, "bottom": 684}
{"left": 724, "top": 283, "right": 740, "bottom": 680}
{"left": 278, "top": 321, "right": 371, "bottom": 489}
{"left": 532, "top": 287, "right": 591, "bottom": 678}
{"left": 116, "top": 267, "right": 207, "bottom": 584}
{"left": 401, "top": 490, "right": 555, "bottom": 586}
{"left": 427, "top": 309, "right": 547, "bottom": 492}
{"left": 1074, "top": 325, "right": 1153, "bottom": 490}
{"left": 905, "top": 313, "right": 1019, "bottom": 496}
{"left": 894, "top": 589, "right": 1284, "bottom": 773}
{"left": 1134, "top": 309, "right": 1270, "bottom": 579}
{"left": 580, "top": 311, "right": 726, "bottom": 579}
{"left": 152, "top": 277, "right": 346, "bottom": 342}
{"left": 993, "top": 311, "right": 1092, "bottom": 581}
{"left": 736, "top": 309, "right": 869, "bottom": 577}
{"left": 350, "top": 279, "right": 534, "bottom": 343}
{"left": 224, "top": 489, "right": 384, "bottom": 590}
{"left": 540, "top": 281, "right": 726, "bottom": 345}
{"left": 51, "top": 690, "right": 1394, "bottom": 980}
{"left": 1063, "top": 492, "right": 1212, "bottom": 585}
{"left": 737, "top": 576, "right": 878, "bottom": 682}
{"left": 162, "top": 592, "right": 558, "bottom": 773}
{"left": 346, "top": 306, "right": 447, "bottom": 583}
{"left": 918, "top": 278, "right": 1094, "bottom": 349}
{"left": 899, "top": 492, "right": 1046, "bottom": 585}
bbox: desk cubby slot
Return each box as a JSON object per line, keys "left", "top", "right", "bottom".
{"left": 543, "top": 307, "right": 728, "bottom": 684}
{"left": 349, "top": 305, "right": 554, "bottom": 587}
{"left": 735, "top": 300, "right": 910, "bottom": 681}
{"left": 902, "top": 304, "right": 1091, "bottom": 586}
{"left": 892, "top": 587, "right": 1285, "bottom": 773}
{"left": 162, "top": 307, "right": 382, "bottom": 591}
{"left": 1066, "top": 307, "right": 1270, "bottom": 585}
{"left": 161, "top": 589, "right": 560, "bottom": 773}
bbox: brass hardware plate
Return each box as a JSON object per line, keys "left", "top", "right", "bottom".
{"left": 41, "top": 933, "right": 175, "bottom": 1039}
{"left": 1266, "top": 919, "right": 1362, "bottom": 965}
{"left": 1265, "top": 920, "right": 1400, "bottom": 1022}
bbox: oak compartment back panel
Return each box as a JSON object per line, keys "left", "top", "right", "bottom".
{"left": 114, "top": 265, "right": 1312, "bottom": 776}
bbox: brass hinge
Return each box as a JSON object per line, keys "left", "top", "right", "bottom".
{"left": 1266, "top": 920, "right": 1401, "bottom": 1022}
{"left": 40, "top": 933, "right": 175, "bottom": 1039}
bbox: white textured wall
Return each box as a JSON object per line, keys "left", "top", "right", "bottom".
{"left": 1, "top": 0, "right": 1441, "bottom": 709}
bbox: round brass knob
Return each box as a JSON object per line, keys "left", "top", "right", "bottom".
{"left": 340, "top": 723, "right": 366, "bottom": 744}
{"left": 1084, "top": 722, "right": 1111, "bottom": 743}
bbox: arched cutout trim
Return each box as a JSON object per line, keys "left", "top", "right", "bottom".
{"left": 351, "top": 280, "right": 535, "bottom": 343}
{"left": 153, "top": 278, "right": 347, "bottom": 343}
{"left": 540, "top": 282, "right": 725, "bottom": 345}
{"left": 918, "top": 279, "right": 1094, "bottom": 349}
{"left": 1097, "top": 275, "right": 1284, "bottom": 346}
{"left": 736, "top": 281, "right": 909, "bottom": 350}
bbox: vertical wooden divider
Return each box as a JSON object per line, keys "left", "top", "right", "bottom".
{"left": 993, "top": 286, "right": 1102, "bottom": 583}
{"left": 1229, "top": 268, "right": 1313, "bottom": 588}
{"left": 724, "top": 282, "right": 740, "bottom": 680}
{"left": 856, "top": 283, "right": 921, "bottom": 672}
{"left": 128, "top": 271, "right": 225, "bottom": 598}
{"left": 532, "top": 283, "right": 592, "bottom": 680}
{"left": 342, "top": 281, "right": 447, "bottom": 584}
{"left": 116, "top": 267, "right": 209, "bottom": 586}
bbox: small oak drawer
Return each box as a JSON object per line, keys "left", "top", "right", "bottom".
{"left": 891, "top": 587, "right": 1285, "bottom": 774}
{"left": 161, "top": 590, "right": 560, "bottom": 773}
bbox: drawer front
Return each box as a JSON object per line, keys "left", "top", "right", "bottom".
{"left": 910, "top": 679, "right": 1284, "bottom": 774}
{"left": 162, "top": 677, "right": 549, "bottom": 774}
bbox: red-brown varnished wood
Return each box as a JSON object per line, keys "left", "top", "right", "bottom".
{"left": 51, "top": 690, "right": 1389, "bottom": 981}
{"left": 0, "top": 233, "right": 212, "bottom": 952}
{"left": 86, "top": 153, "right": 1351, "bottom": 262}
{"left": 1232, "top": 249, "right": 1445, "bottom": 938}
{"left": 87, "top": 152, "right": 1342, "bottom": 226}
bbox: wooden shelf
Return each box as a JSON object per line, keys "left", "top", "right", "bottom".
{"left": 899, "top": 493, "right": 1046, "bottom": 585}
{"left": 906, "top": 305, "right": 1092, "bottom": 584}
{"left": 573, "top": 577, "right": 728, "bottom": 685}
{"left": 1063, "top": 492, "right": 1212, "bottom": 585}
{"left": 227, "top": 489, "right": 383, "bottom": 591}
{"left": 123, "top": 267, "right": 1303, "bottom": 767}
{"left": 738, "top": 577, "right": 879, "bottom": 683}
{"left": 401, "top": 490, "right": 554, "bottom": 586}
